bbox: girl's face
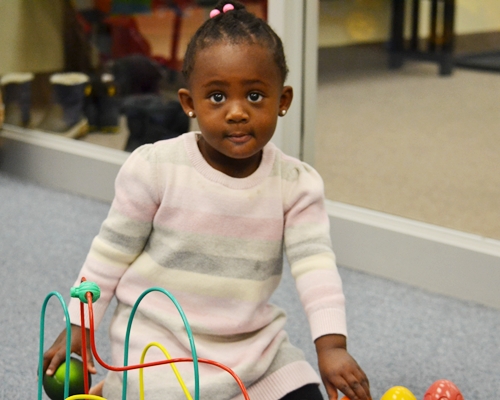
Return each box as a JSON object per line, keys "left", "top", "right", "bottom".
{"left": 178, "top": 42, "right": 293, "bottom": 178}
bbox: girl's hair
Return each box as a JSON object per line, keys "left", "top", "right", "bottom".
{"left": 182, "top": 0, "right": 289, "bottom": 85}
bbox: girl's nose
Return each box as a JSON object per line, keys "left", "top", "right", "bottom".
{"left": 226, "top": 101, "right": 249, "bottom": 123}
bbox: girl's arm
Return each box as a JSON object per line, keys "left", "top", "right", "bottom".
{"left": 66, "top": 143, "right": 161, "bottom": 328}
{"left": 44, "top": 144, "right": 161, "bottom": 374}
{"left": 283, "top": 161, "right": 371, "bottom": 399}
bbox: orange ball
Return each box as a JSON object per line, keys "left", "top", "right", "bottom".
{"left": 424, "top": 379, "right": 463, "bottom": 400}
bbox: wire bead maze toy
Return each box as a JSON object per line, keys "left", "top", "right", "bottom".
{"left": 38, "top": 277, "right": 251, "bottom": 400}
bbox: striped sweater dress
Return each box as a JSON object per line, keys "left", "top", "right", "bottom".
{"left": 67, "top": 131, "right": 347, "bottom": 400}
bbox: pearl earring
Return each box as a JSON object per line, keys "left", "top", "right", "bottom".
{"left": 188, "top": 111, "right": 195, "bottom": 118}
{"left": 280, "top": 109, "right": 287, "bottom": 116}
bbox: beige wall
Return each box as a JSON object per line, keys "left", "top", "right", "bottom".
{"left": 319, "top": 0, "right": 390, "bottom": 47}
{"left": 455, "top": 0, "right": 500, "bottom": 33}
{"left": 0, "top": 0, "right": 64, "bottom": 74}
{"left": 319, "top": 0, "right": 500, "bottom": 48}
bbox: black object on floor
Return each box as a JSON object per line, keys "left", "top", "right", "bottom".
{"left": 121, "top": 94, "right": 189, "bottom": 152}
{"left": 455, "top": 51, "right": 500, "bottom": 73}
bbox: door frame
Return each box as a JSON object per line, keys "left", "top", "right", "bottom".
{"left": 267, "top": 0, "right": 318, "bottom": 164}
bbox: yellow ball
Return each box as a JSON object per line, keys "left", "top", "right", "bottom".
{"left": 381, "top": 386, "right": 417, "bottom": 400}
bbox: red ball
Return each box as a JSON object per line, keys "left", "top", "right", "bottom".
{"left": 424, "top": 379, "right": 463, "bottom": 400}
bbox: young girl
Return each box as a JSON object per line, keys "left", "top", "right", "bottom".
{"left": 43, "top": 2, "right": 371, "bottom": 399}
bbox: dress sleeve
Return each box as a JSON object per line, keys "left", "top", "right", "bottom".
{"left": 283, "top": 161, "right": 347, "bottom": 340}
{"left": 67, "top": 144, "right": 161, "bottom": 329}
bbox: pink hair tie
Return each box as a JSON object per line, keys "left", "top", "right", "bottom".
{"left": 209, "top": 9, "right": 221, "bottom": 18}
{"left": 209, "top": 3, "right": 235, "bottom": 18}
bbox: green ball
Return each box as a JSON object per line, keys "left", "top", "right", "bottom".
{"left": 43, "top": 357, "right": 91, "bottom": 400}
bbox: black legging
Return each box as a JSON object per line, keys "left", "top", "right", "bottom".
{"left": 279, "top": 384, "right": 324, "bottom": 400}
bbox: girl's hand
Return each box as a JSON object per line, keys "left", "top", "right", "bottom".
{"left": 42, "top": 324, "right": 96, "bottom": 377}
{"left": 315, "top": 334, "right": 371, "bottom": 400}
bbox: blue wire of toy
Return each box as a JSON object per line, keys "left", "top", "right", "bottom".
{"left": 121, "top": 287, "right": 200, "bottom": 400}
{"left": 38, "top": 291, "right": 72, "bottom": 400}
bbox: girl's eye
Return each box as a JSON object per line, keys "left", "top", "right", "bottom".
{"left": 210, "top": 93, "right": 225, "bottom": 103}
{"left": 248, "top": 92, "right": 263, "bottom": 103}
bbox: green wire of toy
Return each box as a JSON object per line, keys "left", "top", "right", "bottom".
{"left": 38, "top": 291, "right": 72, "bottom": 400}
{"left": 121, "top": 287, "right": 200, "bottom": 400}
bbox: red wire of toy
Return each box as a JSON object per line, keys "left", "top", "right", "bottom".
{"left": 82, "top": 290, "right": 250, "bottom": 399}
{"left": 79, "top": 278, "right": 90, "bottom": 395}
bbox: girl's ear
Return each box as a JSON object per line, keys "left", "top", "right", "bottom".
{"left": 279, "top": 85, "right": 293, "bottom": 113}
{"left": 178, "top": 88, "right": 195, "bottom": 117}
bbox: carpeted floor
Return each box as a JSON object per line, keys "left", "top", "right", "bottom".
{"left": 1, "top": 171, "right": 500, "bottom": 399}
{"left": 315, "top": 44, "right": 500, "bottom": 241}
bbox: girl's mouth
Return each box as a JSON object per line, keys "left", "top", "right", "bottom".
{"left": 226, "top": 133, "right": 253, "bottom": 144}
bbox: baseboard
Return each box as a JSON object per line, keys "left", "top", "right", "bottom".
{"left": 454, "top": 31, "right": 500, "bottom": 55}
{"left": 1, "top": 126, "right": 499, "bottom": 309}
{"left": 327, "top": 201, "right": 500, "bottom": 310}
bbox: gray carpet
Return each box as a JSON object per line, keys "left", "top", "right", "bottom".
{"left": 1, "top": 171, "right": 499, "bottom": 399}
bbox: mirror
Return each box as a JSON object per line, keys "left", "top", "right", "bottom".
{"left": 315, "top": 0, "right": 500, "bottom": 242}
{"left": 0, "top": 0, "right": 266, "bottom": 154}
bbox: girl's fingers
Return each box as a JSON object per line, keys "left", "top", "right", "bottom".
{"left": 84, "top": 341, "right": 97, "bottom": 374}
{"left": 355, "top": 369, "right": 371, "bottom": 399}
{"left": 324, "top": 380, "right": 340, "bottom": 400}
{"left": 86, "top": 355, "right": 97, "bottom": 374}
{"left": 342, "top": 372, "right": 371, "bottom": 400}
{"left": 45, "top": 350, "right": 66, "bottom": 376}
